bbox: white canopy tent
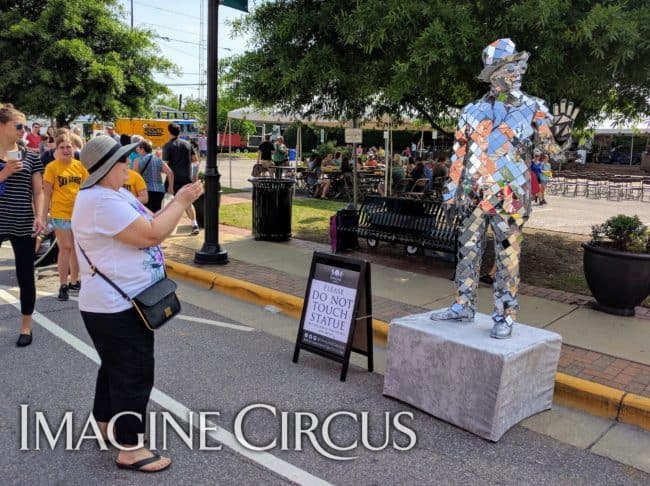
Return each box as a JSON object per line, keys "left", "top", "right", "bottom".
{"left": 588, "top": 117, "right": 650, "bottom": 165}
{"left": 227, "top": 108, "right": 436, "bottom": 200}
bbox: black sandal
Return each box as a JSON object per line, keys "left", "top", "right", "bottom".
{"left": 116, "top": 453, "right": 170, "bottom": 473}
{"left": 16, "top": 332, "right": 32, "bottom": 347}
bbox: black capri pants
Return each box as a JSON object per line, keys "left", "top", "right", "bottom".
{"left": 145, "top": 191, "right": 165, "bottom": 213}
{"left": 81, "top": 307, "right": 154, "bottom": 446}
{"left": 0, "top": 235, "right": 36, "bottom": 315}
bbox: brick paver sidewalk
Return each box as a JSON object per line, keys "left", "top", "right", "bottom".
{"left": 164, "top": 230, "right": 650, "bottom": 398}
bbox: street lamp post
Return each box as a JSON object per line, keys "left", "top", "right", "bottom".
{"left": 194, "top": 0, "right": 228, "bottom": 265}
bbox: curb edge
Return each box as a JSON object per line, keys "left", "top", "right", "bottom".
{"left": 167, "top": 259, "right": 650, "bottom": 432}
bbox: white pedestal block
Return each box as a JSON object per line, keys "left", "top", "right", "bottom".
{"left": 383, "top": 310, "right": 562, "bottom": 441}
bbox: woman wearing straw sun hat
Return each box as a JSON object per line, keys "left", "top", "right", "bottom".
{"left": 71, "top": 135, "right": 203, "bottom": 472}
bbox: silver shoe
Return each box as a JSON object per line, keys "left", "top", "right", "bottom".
{"left": 490, "top": 319, "right": 513, "bottom": 339}
{"left": 430, "top": 303, "right": 474, "bottom": 322}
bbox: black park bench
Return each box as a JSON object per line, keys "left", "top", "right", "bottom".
{"left": 335, "top": 196, "right": 461, "bottom": 260}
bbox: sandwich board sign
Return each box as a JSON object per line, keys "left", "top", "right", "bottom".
{"left": 293, "top": 252, "right": 373, "bottom": 381}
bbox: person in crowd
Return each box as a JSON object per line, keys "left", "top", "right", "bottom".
{"left": 272, "top": 135, "right": 289, "bottom": 168}
{"left": 256, "top": 134, "right": 275, "bottom": 176}
{"left": 133, "top": 139, "right": 174, "bottom": 212}
{"left": 41, "top": 128, "right": 80, "bottom": 166}
{"left": 39, "top": 133, "right": 49, "bottom": 154}
{"left": 163, "top": 123, "right": 199, "bottom": 235}
{"left": 321, "top": 154, "right": 337, "bottom": 170}
{"left": 198, "top": 131, "right": 207, "bottom": 160}
{"left": 25, "top": 123, "right": 42, "bottom": 153}
{"left": 332, "top": 151, "right": 342, "bottom": 168}
{"left": 410, "top": 160, "right": 426, "bottom": 183}
{"left": 391, "top": 155, "right": 406, "bottom": 190}
{"left": 530, "top": 149, "right": 542, "bottom": 203}
{"left": 104, "top": 122, "right": 120, "bottom": 142}
{"left": 321, "top": 156, "right": 352, "bottom": 199}
{"left": 72, "top": 126, "right": 84, "bottom": 140}
{"left": 432, "top": 156, "right": 450, "bottom": 178}
{"left": 365, "top": 155, "right": 378, "bottom": 167}
{"left": 43, "top": 134, "right": 89, "bottom": 301}
{"left": 123, "top": 168, "right": 148, "bottom": 204}
{"left": 307, "top": 156, "right": 323, "bottom": 197}
{"left": 322, "top": 153, "right": 337, "bottom": 169}
{"left": 45, "top": 126, "right": 56, "bottom": 149}
{"left": 538, "top": 153, "right": 552, "bottom": 205}
{"left": 406, "top": 157, "right": 416, "bottom": 176}
{"left": 70, "top": 133, "right": 85, "bottom": 152}
{"left": 72, "top": 135, "right": 203, "bottom": 472}
{"left": 0, "top": 104, "right": 46, "bottom": 346}
{"left": 127, "top": 135, "right": 143, "bottom": 168}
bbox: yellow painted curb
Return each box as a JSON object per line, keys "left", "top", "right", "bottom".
{"left": 168, "top": 258, "right": 650, "bottom": 431}
{"left": 166, "top": 260, "right": 390, "bottom": 344}
{"left": 619, "top": 393, "right": 650, "bottom": 431}
{"left": 554, "top": 372, "right": 624, "bottom": 420}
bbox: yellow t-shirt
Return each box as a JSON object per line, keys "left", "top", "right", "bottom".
{"left": 43, "top": 159, "right": 89, "bottom": 219}
{"left": 123, "top": 169, "right": 147, "bottom": 198}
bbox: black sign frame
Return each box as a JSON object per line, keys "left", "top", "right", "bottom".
{"left": 292, "top": 252, "right": 373, "bottom": 381}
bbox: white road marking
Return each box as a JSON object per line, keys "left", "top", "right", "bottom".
{"left": 176, "top": 314, "right": 254, "bottom": 331}
{"left": 0, "top": 287, "right": 331, "bottom": 486}
{"left": 33, "top": 290, "right": 252, "bottom": 331}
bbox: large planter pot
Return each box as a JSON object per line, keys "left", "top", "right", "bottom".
{"left": 582, "top": 243, "right": 650, "bottom": 316}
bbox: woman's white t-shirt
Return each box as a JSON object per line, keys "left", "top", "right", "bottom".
{"left": 72, "top": 186, "right": 165, "bottom": 313}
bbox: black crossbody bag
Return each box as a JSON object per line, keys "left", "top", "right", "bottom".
{"left": 78, "top": 245, "right": 181, "bottom": 331}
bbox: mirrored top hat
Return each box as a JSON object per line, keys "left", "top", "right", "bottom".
{"left": 478, "top": 38, "right": 530, "bottom": 82}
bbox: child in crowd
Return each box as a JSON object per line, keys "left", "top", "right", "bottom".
{"left": 42, "top": 134, "right": 89, "bottom": 301}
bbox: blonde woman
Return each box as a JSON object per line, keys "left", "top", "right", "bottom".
{"left": 43, "top": 134, "right": 89, "bottom": 301}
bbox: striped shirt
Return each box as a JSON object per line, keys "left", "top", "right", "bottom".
{"left": 0, "top": 150, "right": 43, "bottom": 237}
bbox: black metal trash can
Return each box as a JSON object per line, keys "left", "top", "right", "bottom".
{"left": 249, "top": 177, "right": 296, "bottom": 241}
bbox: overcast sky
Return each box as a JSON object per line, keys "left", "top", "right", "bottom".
{"left": 116, "top": 0, "right": 252, "bottom": 100}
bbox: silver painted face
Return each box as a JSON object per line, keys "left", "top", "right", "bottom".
{"left": 490, "top": 60, "right": 527, "bottom": 91}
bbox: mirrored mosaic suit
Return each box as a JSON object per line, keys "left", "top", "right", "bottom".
{"left": 431, "top": 38, "right": 561, "bottom": 339}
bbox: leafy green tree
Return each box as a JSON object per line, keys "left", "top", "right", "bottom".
{"left": 0, "top": 0, "right": 175, "bottom": 125}
{"left": 229, "top": 0, "right": 649, "bottom": 133}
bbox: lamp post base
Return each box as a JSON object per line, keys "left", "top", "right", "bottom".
{"left": 194, "top": 244, "right": 229, "bottom": 265}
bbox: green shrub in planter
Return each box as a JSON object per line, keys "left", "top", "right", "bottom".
{"left": 583, "top": 214, "right": 650, "bottom": 316}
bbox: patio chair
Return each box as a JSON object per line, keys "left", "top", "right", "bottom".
{"left": 562, "top": 173, "right": 578, "bottom": 197}
{"left": 407, "top": 178, "right": 430, "bottom": 198}
{"left": 393, "top": 178, "right": 413, "bottom": 197}
{"left": 640, "top": 178, "right": 650, "bottom": 203}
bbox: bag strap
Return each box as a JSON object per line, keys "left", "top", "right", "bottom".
{"left": 139, "top": 154, "right": 153, "bottom": 174}
{"left": 77, "top": 244, "right": 132, "bottom": 302}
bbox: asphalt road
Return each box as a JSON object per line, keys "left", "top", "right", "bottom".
{"left": 0, "top": 254, "right": 648, "bottom": 485}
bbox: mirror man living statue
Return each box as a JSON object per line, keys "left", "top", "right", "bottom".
{"left": 431, "top": 38, "right": 576, "bottom": 339}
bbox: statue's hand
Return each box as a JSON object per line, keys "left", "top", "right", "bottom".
{"left": 551, "top": 99, "right": 580, "bottom": 142}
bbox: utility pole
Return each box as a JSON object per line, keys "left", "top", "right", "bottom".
{"left": 130, "top": 0, "right": 134, "bottom": 29}
{"left": 198, "top": 0, "right": 206, "bottom": 100}
{"left": 194, "top": 0, "right": 228, "bottom": 265}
